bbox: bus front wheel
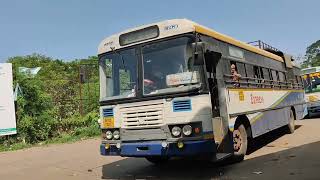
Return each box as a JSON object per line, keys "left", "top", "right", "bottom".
{"left": 231, "top": 124, "right": 248, "bottom": 162}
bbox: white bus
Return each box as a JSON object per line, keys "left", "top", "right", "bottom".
{"left": 302, "top": 66, "right": 320, "bottom": 116}
{"left": 98, "top": 19, "right": 305, "bottom": 163}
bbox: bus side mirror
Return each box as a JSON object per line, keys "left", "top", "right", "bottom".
{"left": 192, "top": 42, "right": 205, "bottom": 65}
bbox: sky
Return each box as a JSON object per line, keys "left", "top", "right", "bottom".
{"left": 0, "top": 0, "right": 319, "bottom": 63}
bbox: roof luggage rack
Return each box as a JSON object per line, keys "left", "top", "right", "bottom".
{"left": 248, "top": 40, "right": 283, "bottom": 56}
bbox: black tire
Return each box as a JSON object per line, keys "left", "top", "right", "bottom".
{"left": 231, "top": 124, "right": 248, "bottom": 162}
{"left": 304, "top": 112, "right": 310, "bottom": 119}
{"left": 287, "top": 110, "right": 295, "bottom": 134}
{"left": 145, "top": 156, "right": 169, "bottom": 165}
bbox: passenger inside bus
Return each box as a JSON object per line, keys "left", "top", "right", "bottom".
{"left": 231, "top": 63, "right": 241, "bottom": 87}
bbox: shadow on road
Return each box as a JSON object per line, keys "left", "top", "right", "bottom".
{"left": 247, "top": 125, "right": 302, "bottom": 154}
{"left": 101, "top": 126, "right": 320, "bottom": 180}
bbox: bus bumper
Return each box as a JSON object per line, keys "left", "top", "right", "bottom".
{"left": 100, "top": 140, "right": 215, "bottom": 157}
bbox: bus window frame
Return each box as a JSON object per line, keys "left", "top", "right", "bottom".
{"left": 222, "top": 52, "right": 302, "bottom": 91}
{"left": 262, "top": 67, "right": 271, "bottom": 88}
{"left": 99, "top": 33, "right": 211, "bottom": 105}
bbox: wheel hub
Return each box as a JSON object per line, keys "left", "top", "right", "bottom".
{"left": 233, "top": 130, "right": 242, "bottom": 151}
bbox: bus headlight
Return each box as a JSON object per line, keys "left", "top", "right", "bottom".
{"left": 171, "top": 126, "right": 181, "bottom": 137}
{"left": 182, "top": 125, "right": 192, "bottom": 136}
{"left": 106, "top": 131, "right": 113, "bottom": 140}
{"left": 113, "top": 130, "right": 120, "bottom": 140}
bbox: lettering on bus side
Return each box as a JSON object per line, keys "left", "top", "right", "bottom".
{"left": 250, "top": 94, "right": 264, "bottom": 104}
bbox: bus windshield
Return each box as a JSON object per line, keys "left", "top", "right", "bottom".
{"left": 142, "top": 36, "right": 200, "bottom": 95}
{"left": 99, "top": 48, "right": 138, "bottom": 100}
{"left": 99, "top": 36, "right": 202, "bottom": 101}
{"left": 303, "top": 73, "right": 320, "bottom": 94}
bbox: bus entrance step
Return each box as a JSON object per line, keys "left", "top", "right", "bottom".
{"left": 215, "top": 153, "right": 232, "bottom": 161}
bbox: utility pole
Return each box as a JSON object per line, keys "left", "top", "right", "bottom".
{"left": 78, "top": 65, "right": 83, "bottom": 116}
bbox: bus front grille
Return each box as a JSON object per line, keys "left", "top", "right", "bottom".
{"left": 120, "top": 102, "right": 164, "bottom": 128}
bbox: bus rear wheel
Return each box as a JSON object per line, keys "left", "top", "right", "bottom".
{"left": 231, "top": 124, "right": 248, "bottom": 162}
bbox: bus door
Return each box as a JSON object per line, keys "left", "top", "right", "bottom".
{"left": 204, "top": 51, "right": 221, "bottom": 117}
{"left": 204, "top": 50, "right": 233, "bottom": 157}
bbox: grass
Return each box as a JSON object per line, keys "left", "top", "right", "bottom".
{"left": 0, "top": 125, "right": 100, "bottom": 152}
{"left": 0, "top": 142, "right": 32, "bottom": 152}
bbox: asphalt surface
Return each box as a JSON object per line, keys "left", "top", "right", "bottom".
{"left": 1, "top": 118, "right": 320, "bottom": 180}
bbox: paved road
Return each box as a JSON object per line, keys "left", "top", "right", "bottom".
{"left": 1, "top": 118, "right": 320, "bottom": 180}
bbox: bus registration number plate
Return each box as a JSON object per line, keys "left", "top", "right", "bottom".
{"left": 103, "top": 117, "right": 114, "bottom": 128}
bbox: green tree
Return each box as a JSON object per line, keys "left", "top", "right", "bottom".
{"left": 4, "top": 54, "right": 100, "bottom": 144}
{"left": 302, "top": 40, "right": 320, "bottom": 68}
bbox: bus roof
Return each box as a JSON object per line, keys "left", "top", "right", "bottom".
{"left": 98, "top": 19, "right": 284, "bottom": 62}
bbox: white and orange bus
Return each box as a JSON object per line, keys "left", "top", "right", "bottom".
{"left": 302, "top": 66, "right": 320, "bottom": 116}
{"left": 98, "top": 19, "right": 305, "bottom": 164}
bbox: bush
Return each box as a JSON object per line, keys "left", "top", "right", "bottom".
{"left": 59, "top": 111, "right": 99, "bottom": 132}
{"left": 1, "top": 54, "right": 101, "bottom": 150}
{"left": 16, "top": 111, "right": 99, "bottom": 144}
{"left": 18, "top": 111, "right": 56, "bottom": 143}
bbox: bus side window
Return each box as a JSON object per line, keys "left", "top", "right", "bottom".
{"left": 299, "top": 76, "right": 303, "bottom": 88}
{"left": 253, "top": 66, "right": 261, "bottom": 87}
{"left": 271, "top": 70, "right": 278, "bottom": 88}
{"left": 259, "top": 67, "right": 264, "bottom": 79}
{"left": 278, "top": 72, "right": 285, "bottom": 88}
{"left": 262, "top": 68, "right": 270, "bottom": 88}
{"left": 253, "top": 66, "right": 259, "bottom": 79}
{"left": 284, "top": 72, "right": 289, "bottom": 88}
{"left": 296, "top": 75, "right": 302, "bottom": 88}
{"left": 237, "top": 62, "right": 247, "bottom": 86}
{"left": 236, "top": 62, "right": 246, "bottom": 77}
{"left": 278, "top": 72, "right": 285, "bottom": 82}
{"left": 229, "top": 61, "right": 241, "bottom": 87}
{"left": 294, "top": 75, "right": 299, "bottom": 88}
{"left": 245, "top": 64, "right": 254, "bottom": 87}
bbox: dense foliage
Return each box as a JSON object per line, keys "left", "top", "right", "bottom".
{"left": 1, "top": 54, "right": 100, "bottom": 146}
{"left": 302, "top": 40, "right": 320, "bottom": 68}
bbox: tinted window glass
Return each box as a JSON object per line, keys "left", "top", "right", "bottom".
{"left": 142, "top": 37, "right": 198, "bottom": 95}
{"left": 253, "top": 66, "right": 260, "bottom": 79}
{"left": 271, "top": 70, "right": 278, "bottom": 81}
{"left": 236, "top": 62, "right": 246, "bottom": 77}
{"left": 259, "top": 67, "right": 264, "bottom": 79}
{"left": 279, "top": 72, "right": 285, "bottom": 82}
{"left": 245, "top": 64, "right": 254, "bottom": 78}
{"left": 99, "top": 48, "right": 138, "bottom": 100}
{"left": 262, "top": 68, "right": 270, "bottom": 80}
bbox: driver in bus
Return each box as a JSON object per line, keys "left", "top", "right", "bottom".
{"left": 144, "top": 63, "right": 166, "bottom": 94}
